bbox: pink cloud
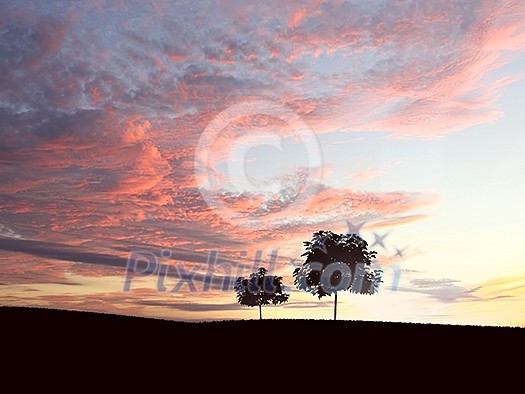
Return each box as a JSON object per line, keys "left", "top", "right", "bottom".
{"left": 273, "top": 0, "right": 525, "bottom": 137}
{"left": 1, "top": 1, "right": 523, "bottom": 320}
{"left": 347, "top": 168, "right": 385, "bottom": 186}
{"left": 288, "top": 7, "right": 309, "bottom": 30}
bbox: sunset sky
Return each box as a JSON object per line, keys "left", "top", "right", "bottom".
{"left": 1, "top": 0, "right": 525, "bottom": 327}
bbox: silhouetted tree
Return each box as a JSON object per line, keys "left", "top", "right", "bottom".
{"left": 234, "top": 267, "right": 290, "bottom": 320}
{"left": 293, "top": 230, "right": 382, "bottom": 320}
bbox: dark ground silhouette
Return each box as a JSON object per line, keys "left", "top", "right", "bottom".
{"left": 2, "top": 305, "right": 522, "bottom": 381}
{"left": 2, "top": 306, "right": 522, "bottom": 356}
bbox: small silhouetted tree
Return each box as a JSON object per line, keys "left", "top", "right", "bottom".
{"left": 293, "top": 230, "right": 382, "bottom": 320}
{"left": 234, "top": 267, "right": 290, "bottom": 320}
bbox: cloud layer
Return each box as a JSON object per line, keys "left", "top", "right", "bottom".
{"left": 1, "top": 0, "right": 524, "bottom": 322}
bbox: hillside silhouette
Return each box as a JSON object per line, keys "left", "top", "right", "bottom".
{"left": 2, "top": 306, "right": 522, "bottom": 358}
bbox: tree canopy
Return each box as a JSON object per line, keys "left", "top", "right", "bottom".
{"left": 293, "top": 230, "right": 381, "bottom": 299}
{"left": 234, "top": 267, "right": 289, "bottom": 319}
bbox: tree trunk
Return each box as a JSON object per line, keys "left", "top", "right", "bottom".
{"left": 334, "top": 292, "right": 338, "bottom": 320}
{"left": 259, "top": 304, "right": 262, "bottom": 320}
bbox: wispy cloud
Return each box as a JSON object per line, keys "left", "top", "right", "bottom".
{"left": 404, "top": 278, "right": 481, "bottom": 302}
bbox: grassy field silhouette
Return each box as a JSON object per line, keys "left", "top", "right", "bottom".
{"left": 3, "top": 305, "right": 522, "bottom": 357}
